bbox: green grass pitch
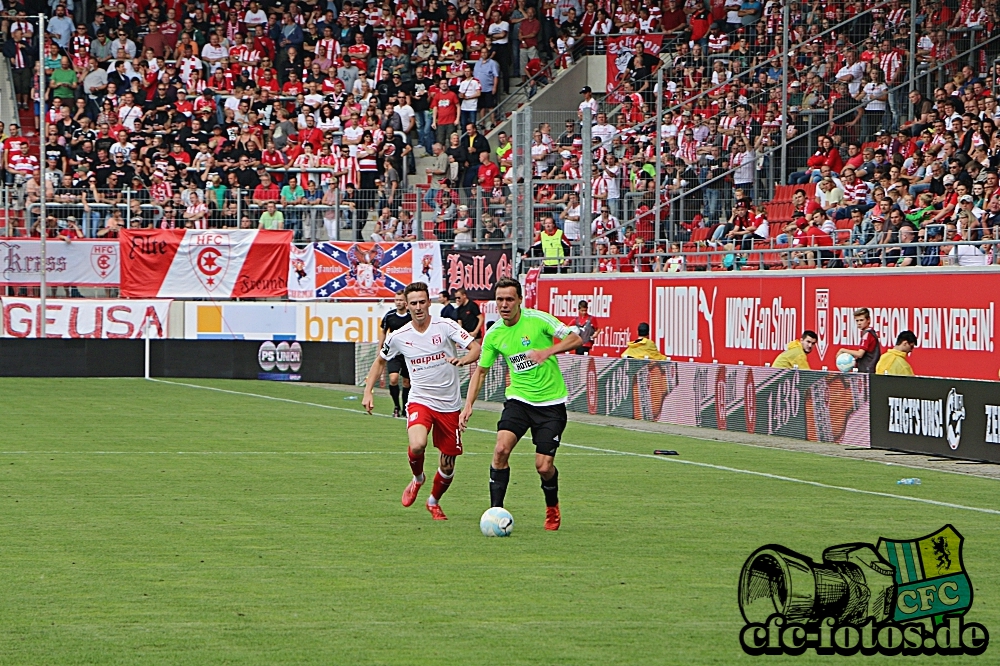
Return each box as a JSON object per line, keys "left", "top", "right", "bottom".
{"left": 1, "top": 377, "right": 998, "bottom": 664}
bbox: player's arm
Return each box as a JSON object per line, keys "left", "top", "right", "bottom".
{"left": 838, "top": 331, "right": 876, "bottom": 359}
{"left": 361, "top": 354, "right": 387, "bottom": 414}
{"left": 459, "top": 333, "right": 497, "bottom": 430}
{"left": 525, "top": 312, "right": 583, "bottom": 364}
{"left": 460, "top": 364, "right": 486, "bottom": 431}
{"left": 526, "top": 331, "right": 582, "bottom": 364}
{"left": 449, "top": 339, "right": 482, "bottom": 367}
{"left": 377, "top": 310, "right": 393, "bottom": 347}
{"left": 362, "top": 336, "right": 394, "bottom": 413}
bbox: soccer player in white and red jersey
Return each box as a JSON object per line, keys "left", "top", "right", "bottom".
{"left": 363, "top": 282, "right": 482, "bottom": 520}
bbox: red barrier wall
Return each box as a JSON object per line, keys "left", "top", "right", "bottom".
{"left": 535, "top": 268, "right": 999, "bottom": 381}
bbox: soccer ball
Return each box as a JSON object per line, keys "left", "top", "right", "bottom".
{"left": 480, "top": 507, "right": 514, "bottom": 537}
{"left": 836, "top": 352, "right": 856, "bottom": 372}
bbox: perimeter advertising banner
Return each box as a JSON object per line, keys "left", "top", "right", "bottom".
{"left": 353, "top": 343, "right": 869, "bottom": 446}
{"left": 184, "top": 301, "right": 446, "bottom": 342}
{"left": 288, "top": 241, "right": 444, "bottom": 300}
{"left": 605, "top": 34, "right": 665, "bottom": 94}
{"left": 870, "top": 374, "right": 1000, "bottom": 463}
{"left": 0, "top": 238, "right": 119, "bottom": 287}
{"left": 1, "top": 298, "right": 170, "bottom": 338}
{"left": 536, "top": 270, "right": 1000, "bottom": 381}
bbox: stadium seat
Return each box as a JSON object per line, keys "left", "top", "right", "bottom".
{"left": 764, "top": 244, "right": 787, "bottom": 269}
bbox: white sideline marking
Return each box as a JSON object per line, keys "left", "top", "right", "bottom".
{"left": 149, "top": 379, "right": 1000, "bottom": 517}
{"left": 0, "top": 451, "right": 612, "bottom": 456}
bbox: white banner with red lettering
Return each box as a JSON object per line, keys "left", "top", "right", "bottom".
{"left": 1, "top": 298, "right": 170, "bottom": 338}
{"left": 0, "top": 238, "right": 120, "bottom": 287}
{"left": 536, "top": 269, "right": 1000, "bottom": 381}
{"left": 120, "top": 229, "right": 292, "bottom": 298}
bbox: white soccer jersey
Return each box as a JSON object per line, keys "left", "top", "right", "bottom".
{"left": 380, "top": 317, "right": 475, "bottom": 412}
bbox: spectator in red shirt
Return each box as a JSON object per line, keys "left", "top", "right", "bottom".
{"left": 431, "top": 80, "right": 460, "bottom": 146}
{"left": 478, "top": 151, "right": 499, "bottom": 189}
{"left": 252, "top": 172, "right": 281, "bottom": 205}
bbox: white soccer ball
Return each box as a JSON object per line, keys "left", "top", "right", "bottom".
{"left": 480, "top": 507, "right": 514, "bottom": 537}
{"left": 836, "top": 352, "right": 856, "bottom": 372}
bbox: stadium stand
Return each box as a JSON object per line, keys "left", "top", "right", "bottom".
{"left": 0, "top": 0, "right": 999, "bottom": 282}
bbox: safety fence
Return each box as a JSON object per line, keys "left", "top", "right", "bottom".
{"left": 520, "top": 237, "right": 1000, "bottom": 274}
{"left": 0, "top": 181, "right": 516, "bottom": 247}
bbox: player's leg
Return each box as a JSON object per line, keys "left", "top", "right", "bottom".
{"left": 530, "top": 404, "right": 568, "bottom": 531}
{"left": 400, "top": 364, "right": 411, "bottom": 409}
{"left": 426, "top": 453, "right": 455, "bottom": 520}
{"left": 388, "top": 366, "right": 402, "bottom": 416}
{"left": 489, "top": 431, "right": 518, "bottom": 508}
{"left": 402, "top": 406, "right": 431, "bottom": 507}
{"left": 426, "top": 410, "right": 463, "bottom": 519}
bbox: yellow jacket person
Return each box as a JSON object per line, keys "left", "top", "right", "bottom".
{"left": 771, "top": 331, "right": 818, "bottom": 369}
{"left": 875, "top": 331, "right": 917, "bottom": 376}
{"left": 622, "top": 323, "right": 667, "bottom": 360}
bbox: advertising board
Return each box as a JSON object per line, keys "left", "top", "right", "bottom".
{"left": 536, "top": 270, "right": 999, "bottom": 381}
{"left": 1, "top": 298, "right": 170, "bottom": 338}
{"left": 870, "top": 374, "right": 1000, "bottom": 463}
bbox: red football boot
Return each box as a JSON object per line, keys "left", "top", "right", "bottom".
{"left": 426, "top": 503, "right": 447, "bottom": 520}
{"left": 544, "top": 505, "right": 561, "bottom": 531}
{"left": 401, "top": 479, "right": 423, "bottom": 507}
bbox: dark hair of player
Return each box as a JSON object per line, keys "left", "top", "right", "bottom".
{"left": 395, "top": 289, "right": 406, "bottom": 296}
{"left": 801, "top": 330, "right": 818, "bottom": 341}
{"left": 494, "top": 277, "right": 522, "bottom": 298}
{"left": 404, "top": 282, "right": 430, "bottom": 299}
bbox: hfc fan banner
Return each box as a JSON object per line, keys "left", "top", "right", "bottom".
{"left": 120, "top": 229, "right": 292, "bottom": 299}
{"left": 443, "top": 249, "right": 512, "bottom": 300}
{"left": 605, "top": 34, "right": 664, "bottom": 94}
{"left": 536, "top": 270, "right": 1000, "bottom": 382}
{"left": 287, "top": 241, "right": 443, "bottom": 300}
{"left": 0, "top": 238, "right": 119, "bottom": 287}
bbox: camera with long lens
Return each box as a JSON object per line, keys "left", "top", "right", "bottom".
{"left": 739, "top": 543, "right": 896, "bottom": 625}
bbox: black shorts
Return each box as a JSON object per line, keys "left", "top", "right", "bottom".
{"left": 497, "top": 399, "right": 567, "bottom": 457}
{"left": 386, "top": 355, "right": 409, "bottom": 377}
{"left": 479, "top": 92, "right": 495, "bottom": 109}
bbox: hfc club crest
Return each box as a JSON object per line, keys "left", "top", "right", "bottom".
{"left": 188, "top": 233, "right": 230, "bottom": 292}
{"left": 877, "top": 525, "right": 973, "bottom": 624}
{"left": 90, "top": 244, "right": 118, "bottom": 278}
{"left": 815, "top": 289, "right": 829, "bottom": 360}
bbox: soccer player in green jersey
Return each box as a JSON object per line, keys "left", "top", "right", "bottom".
{"left": 460, "top": 277, "right": 582, "bottom": 530}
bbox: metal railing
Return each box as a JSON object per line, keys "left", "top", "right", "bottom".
{"left": 486, "top": 37, "right": 589, "bottom": 131}
{"left": 520, "top": 236, "right": 1000, "bottom": 273}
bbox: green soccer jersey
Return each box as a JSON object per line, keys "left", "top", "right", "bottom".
{"left": 479, "top": 308, "right": 574, "bottom": 406}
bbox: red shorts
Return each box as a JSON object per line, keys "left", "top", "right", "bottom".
{"left": 406, "top": 403, "right": 463, "bottom": 456}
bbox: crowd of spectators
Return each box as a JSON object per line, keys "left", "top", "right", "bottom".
{"left": 0, "top": 0, "right": 588, "bottom": 241}
{"left": 518, "top": 0, "right": 1000, "bottom": 272}
{"left": 1, "top": 0, "right": 999, "bottom": 266}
